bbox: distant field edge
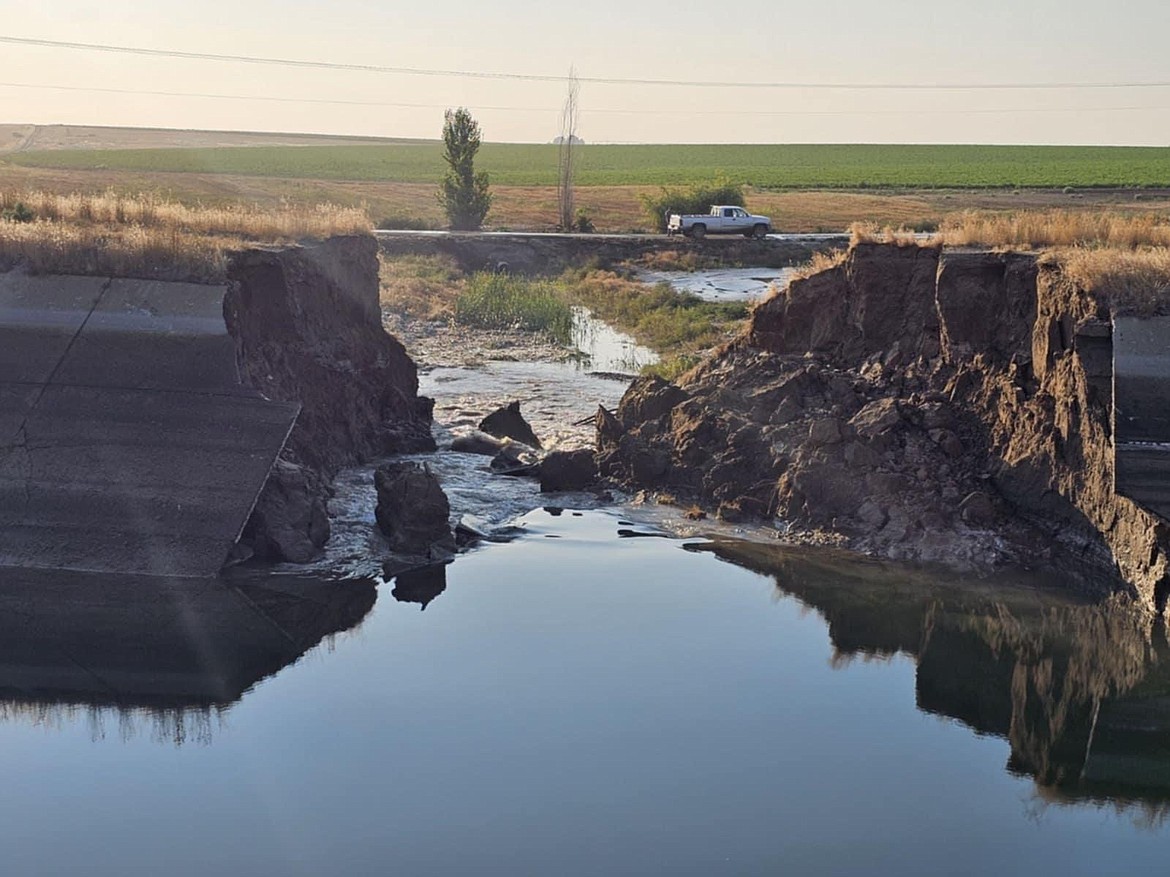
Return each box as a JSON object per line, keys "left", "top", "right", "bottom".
{"left": 5, "top": 142, "right": 1170, "bottom": 189}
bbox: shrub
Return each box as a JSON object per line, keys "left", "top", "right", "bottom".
{"left": 640, "top": 181, "right": 746, "bottom": 232}
{"left": 454, "top": 272, "right": 572, "bottom": 342}
{"left": 2, "top": 202, "right": 35, "bottom": 223}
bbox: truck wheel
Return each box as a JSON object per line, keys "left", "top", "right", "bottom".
{"left": 691, "top": 224, "right": 706, "bottom": 240}
{"left": 752, "top": 224, "right": 769, "bottom": 240}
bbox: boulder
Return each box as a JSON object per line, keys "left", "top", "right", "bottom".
{"left": 451, "top": 431, "right": 506, "bottom": 456}
{"left": 241, "top": 458, "right": 331, "bottom": 563}
{"left": 480, "top": 401, "right": 542, "bottom": 448}
{"left": 540, "top": 449, "right": 599, "bottom": 493}
{"left": 490, "top": 445, "right": 541, "bottom": 477}
{"left": 374, "top": 462, "right": 455, "bottom": 556}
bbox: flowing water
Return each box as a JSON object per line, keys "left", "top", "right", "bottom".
{"left": 3, "top": 320, "right": 1170, "bottom": 875}
{"left": 636, "top": 267, "right": 796, "bottom": 302}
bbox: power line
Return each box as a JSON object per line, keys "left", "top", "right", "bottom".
{"left": 0, "top": 81, "right": 553, "bottom": 113}
{"left": 1, "top": 81, "right": 1167, "bottom": 118}
{"left": 4, "top": 35, "right": 1170, "bottom": 91}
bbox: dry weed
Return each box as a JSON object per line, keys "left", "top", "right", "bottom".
{"left": 1053, "top": 247, "right": 1170, "bottom": 316}
{"left": 0, "top": 189, "right": 372, "bottom": 280}
{"left": 0, "top": 189, "right": 371, "bottom": 238}
{"left": 940, "top": 210, "right": 1170, "bottom": 249}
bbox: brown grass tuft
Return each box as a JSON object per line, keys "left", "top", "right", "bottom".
{"left": 788, "top": 247, "right": 848, "bottom": 283}
{"left": 1052, "top": 247, "right": 1170, "bottom": 317}
{"left": 378, "top": 253, "right": 465, "bottom": 319}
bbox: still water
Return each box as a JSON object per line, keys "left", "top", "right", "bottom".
{"left": 2, "top": 509, "right": 1168, "bottom": 876}
{"left": 636, "top": 267, "right": 795, "bottom": 302}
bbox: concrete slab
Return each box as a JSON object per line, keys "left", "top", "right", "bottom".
{"left": 0, "top": 272, "right": 300, "bottom": 577}
{"left": 0, "top": 273, "right": 108, "bottom": 383}
{"left": 53, "top": 279, "right": 246, "bottom": 393}
{"left": 1114, "top": 316, "right": 1170, "bottom": 522}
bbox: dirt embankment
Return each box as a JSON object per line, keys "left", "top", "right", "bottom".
{"left": 599, "top": 242, "right": 1170, "bottom": 610}
{"left": 224, "top": 235, "right": 434, "bottom": 562}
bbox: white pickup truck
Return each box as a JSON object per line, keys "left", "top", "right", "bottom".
{"left": 667, "top": 205, "right": 772, "bottom": 239}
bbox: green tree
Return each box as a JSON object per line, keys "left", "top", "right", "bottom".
{"left": 438, "top": 108, "right": 492, "bottom": 230}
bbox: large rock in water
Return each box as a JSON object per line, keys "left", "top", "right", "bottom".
{"left": 224, "top": 236, "right": 436, "bottom": 561}
{"left": 539, "top": 449, "right": 598, "bottom": 492}
{"left": 374, "top": 462, "right": 455, "bottom": 557}
{"left": 479, "top": 401, "right": 542, "bottom": 448}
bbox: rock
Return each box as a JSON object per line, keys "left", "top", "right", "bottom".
{"left": 850, "top": 399, "right": 902, "bottom": 439}
{"left": 480, "top": 401, "right": 542, "bottom": 449}
{"left": 856, "top": 499, "right": 889, "bottom": 529}
{"left": 451, "top": 431, "right": 506, "bottom": 456}
{"left": 240, "top": 458, "right": 331, "bottom": 563}
{"left": 540, "top": 449, "right": 599, "bottom": 492}
{"left": 928, "top": 429, "right": 965, "bottom": 459}
{"left": 374, "top": 461, "right": 455, "bottom": 556}
{"left": 959, "top": 491, "right": 998, "bottom": 527}
{"left": 616, "top": 375, "right": 689, "bottom": 428}
{"left": 490, "top": 445, "right": 540, "bottom": 477}
{"left": 596, "top": 405, "right": 625, "bottom": 450}
{"left": 808, "top": 418, "right": 842, "bottom": 445}
{"left": 843, "top": 441, "right": 882, "bottom": 469}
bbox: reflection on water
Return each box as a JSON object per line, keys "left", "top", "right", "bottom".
{"left": 692, "top": 537, "right": 1170, "bottom": 818}
{"left": 570, "top": 306, "right": 658, "bottom": 375}
{"left": 3, "top": 511, "right": 1170, "bottom": 873}
{"left": 0, "top": 567, "right": 376, "bottom": 743}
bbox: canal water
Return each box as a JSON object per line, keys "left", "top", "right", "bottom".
{"left": 635, "top": 267, "right": 795, "bottom": 302}
{"left": 2, "top": 510, "right": 1168, "bottom": 876}
{"left": 3, "top": 310, "right": 1169, "bottom": 875}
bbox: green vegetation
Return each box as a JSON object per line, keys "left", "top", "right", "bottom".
{"left": 382, "top": 255, "right": 750, "bottom": 363}
{"left": 10, "top": 143, "right": 1170, "bottom": 189}
{"left": 641, "top": 182, "right": 745, "bottom": 232}
{"left": 438, "top": 108, "right": 492, "bottom": 230}
{"left": 454, "top": 272, "right": 572, "bottom": 342}
{"left": 564, "top": 269, "right": 749, "bottom": 352}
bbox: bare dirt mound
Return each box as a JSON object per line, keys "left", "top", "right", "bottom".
{"left": 599, "top": 242, "right": 1170, "bottom": 609}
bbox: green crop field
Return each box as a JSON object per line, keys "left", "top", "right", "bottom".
{"left": 7, "top": 142, "right": 1170, "bottom": 189}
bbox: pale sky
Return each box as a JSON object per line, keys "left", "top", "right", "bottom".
{"left": 3, "top": 0, "right": 1169, "bottom": 145}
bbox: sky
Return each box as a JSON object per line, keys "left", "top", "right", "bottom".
{"left": 2, "top": 0, "right": 1170, "bottom": 145}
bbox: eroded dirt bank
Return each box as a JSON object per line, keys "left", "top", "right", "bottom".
{"left": 599, "top": 242, "right": 1170, "bottom": 610}
{"left": 225, "top": 235, "right": 435, "bottom": 562}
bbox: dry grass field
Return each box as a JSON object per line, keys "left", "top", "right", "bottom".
{"left": 3, "top": 160, "right": 1170, "bottom": 234}
{"left": 0, "top": 189, "right": 370, "bottom": 281}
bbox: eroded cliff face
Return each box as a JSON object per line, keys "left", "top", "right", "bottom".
{"left": 224, "top": 235, "right": 435, "bottom": 562}
{"left": 599, "top": 242, "right": 1170, "bottom": 609}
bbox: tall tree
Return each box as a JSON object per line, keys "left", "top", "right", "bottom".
{"left": 556, "top": 67, "right": 580, "bottom": 232}
{"left": 438, "top": 107, "right": 492, "bottom": 231}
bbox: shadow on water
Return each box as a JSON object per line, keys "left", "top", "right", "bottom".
{"left": 0, "top": 566, "right": 376, "bottom": 743}
{"left": 688, "top": 537, "right": 1170, "bottom": 821}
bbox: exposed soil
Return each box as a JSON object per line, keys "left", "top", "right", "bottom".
{"left": 599, "top": 242, "right": 1170, "bottom": 610}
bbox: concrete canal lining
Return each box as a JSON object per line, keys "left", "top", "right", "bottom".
{"left": 1114, "top": 315, "right": 1170, "bottom": 523}
{"left": 0, "top": 271, "right": 300, "bottom": 578}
